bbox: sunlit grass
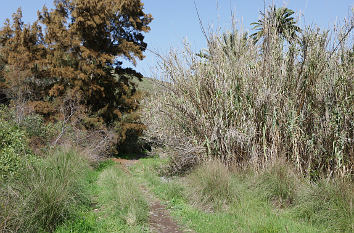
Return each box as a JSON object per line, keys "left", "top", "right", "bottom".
{"left": 132, "top": 157, "right": 352, "bottom": 233}
{"left": 56, "top": 160, "right": 149, "bottom": 233}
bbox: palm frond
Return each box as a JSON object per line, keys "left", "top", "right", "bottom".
{"left": 250, "top": 6, "right": 301, "bottom": 44}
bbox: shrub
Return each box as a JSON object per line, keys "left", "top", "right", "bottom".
{"left": 0, "top": 147, "right": 91, "bottom": 233}
{"left": 19, "top": 114, "right": 58, "bottom": 147}
{"left": 0, "top": 119, "right": 33, "bottom": 180}
{"left": 0, "top": 104, "right": 59, "bottom": 154}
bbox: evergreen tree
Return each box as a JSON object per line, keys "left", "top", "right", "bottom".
{"left": 0, "top": 9, "right": 47, "bottom": 104}
{"left": 0, "top": 0, "right": 152, "bottom": 146}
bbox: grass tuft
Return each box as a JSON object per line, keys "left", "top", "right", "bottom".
{"left": 0, "top": 147, "right": 91, "bottom": 233}
{"left": 255, "top": 161, "right": 300, "bottom": 207}
{"left": 294, "top": 178, "right": 353, "bottom": 232}
{"left": 97, "top": 165, "right": 149, "bottom": 227}
{"left": 186, "top": 160, "right": 236, "bottom": 211}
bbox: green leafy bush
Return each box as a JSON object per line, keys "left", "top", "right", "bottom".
{"left": 19, "top": 114, "right": 58, "bottom": 141}
{"left": 0, "top": 119, "right": 32, "bottom": 179}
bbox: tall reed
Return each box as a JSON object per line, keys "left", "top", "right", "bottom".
{"left": 142, "top": 13, "right": 353, "bottom": 177}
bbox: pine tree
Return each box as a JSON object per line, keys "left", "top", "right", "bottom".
{"left": 0, "top": 9, "right": 47, "bottom": 104}
{"left": 38, "top": 0, "right": 152, "bottom": 123}
{"left": 0, "top": 0, "right": 152, "bottom": 146}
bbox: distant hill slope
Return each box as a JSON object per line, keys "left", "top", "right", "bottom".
{"left": 134, "top": 77, "right": 160, "bottom": 95}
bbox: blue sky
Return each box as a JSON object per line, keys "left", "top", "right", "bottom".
{"left": 1, "top": 0, "right": 353, "bottom": 77}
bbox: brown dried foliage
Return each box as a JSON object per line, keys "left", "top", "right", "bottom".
{"left": 0, "top": 0, "right": 152, "bottom": 151}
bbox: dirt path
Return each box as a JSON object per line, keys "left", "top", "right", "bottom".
{"left": 111, "top": 158, "right": 184, "bottom": 233}
{"left": 140, "top": 185, "right": 183, "bottom": 233}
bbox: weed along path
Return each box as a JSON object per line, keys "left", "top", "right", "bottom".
{"left": 55, "top": 156, "right": 339, "bottom": 232}
{"left": 111, "top": 158, "right": 185, "bottom": 233}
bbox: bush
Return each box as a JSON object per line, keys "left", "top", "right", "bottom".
{"left": 0, "top": 104, "right": 59, "bottom": 156}
{"left": 0, "top": 119, "right": 33, "bottom": 180}
{"left": 0, "top": 147, "right": 91, "bottom": 233}
{"left": 19, "top": 113, "right": 58, "bottom": 149}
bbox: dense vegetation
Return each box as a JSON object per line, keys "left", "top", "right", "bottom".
{"left": 139, "top": 7, "right": 353, "bottom": 232}
{"left": 0, "top": 148, "right": 91, "bottom": 232}
{"left": 0, "top": 0, "right": 152, "bottom": 232}
{"left": 143, "top": 6, "right": 353, "bottom": 178}
{"left": 0, "top": 0, "right": 152, "bottom": 153}
{"left": 133, "top": 157, "right": 353, "bottom": 232}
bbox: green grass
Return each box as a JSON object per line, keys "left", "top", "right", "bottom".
{"left": 95, "top": 165, "right": 149, "bottom": 232}
{"left": 130, "top": 157, "right": 351, "bottom": 233}
{"left": 3, "top": 149, "right": 350, "bottom": 232}
{"left": 253, "top": 161, "right": 300, "bottom": 207}
{"left": 185, "top": 161, "right": 236, "bottom": 211}
{"left": 0, "top": 153, "right": 150, "bottom": 233}
{"left": 56, "top": 160, "right": 149, "bottom": 233}
{"left": 0, "top": 147, "right": 92, "bottom": 233}
{"left": 293, "top": 179, "right": 353, "bottom": 232}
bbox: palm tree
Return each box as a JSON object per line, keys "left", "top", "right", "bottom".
{"left": 251, "top": 6, "right": 301, "bottom": 45}
{"left": 221, "top": 31, "right": 248, "bottom": 58}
